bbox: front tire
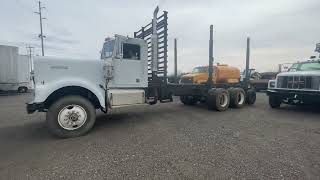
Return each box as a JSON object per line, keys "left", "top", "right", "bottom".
{"left": 18, "top": 87, "right": 28, "bottom": 93}
{"left": 269, "top": 95, "right": 281, "bottom": 108}
{"left": 46, "top": 96, "right": 96, "bottom": 138}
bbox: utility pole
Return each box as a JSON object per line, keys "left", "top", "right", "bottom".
{"left": 26, "top": 45, "right": 34, "bottom": 60}
{"left": 26, "top": 45, "right": 34, "bottom": 71}
{"left": 34, "top": 1, "right": 46, "bottom": 56}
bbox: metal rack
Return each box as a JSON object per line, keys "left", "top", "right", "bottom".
{"left": 134, "top": 11, "right": 168, "bottom": 84}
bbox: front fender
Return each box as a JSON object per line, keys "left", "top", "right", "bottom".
{"left": 33, "top": 78, "right": 105, "bottom": 108}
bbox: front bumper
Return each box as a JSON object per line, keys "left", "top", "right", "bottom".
{"left": 267, "top": 89, "right": 320, "bottom": 96}
{"left": 267, "top": 89, "right": 320, "bottom": 104}
{"left": 26, "top": 102, "right": 45, "bottom": 114}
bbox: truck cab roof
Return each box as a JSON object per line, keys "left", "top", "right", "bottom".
{"left": 288, "top": 60, "right": 320, "bottom": 72}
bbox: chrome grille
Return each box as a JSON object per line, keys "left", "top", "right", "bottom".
{"left": 277, "top": 76, "right": 320, "bottom": 90}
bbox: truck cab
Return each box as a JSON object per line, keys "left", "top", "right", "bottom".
{"left": 101, "top": 35, "right": 148, "bottom": 89}
{"left": 101, "top": 35, "right": 149, "bottom": 108}
{"left": 267, "top": 59, "right": 320, "bottom": 108}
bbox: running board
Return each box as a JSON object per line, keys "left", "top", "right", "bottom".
{"left": 111, "top": 103, "right": 148, "bottom": 108}
{"left": 160, "top": 98, "right": 173, "bottom": 103}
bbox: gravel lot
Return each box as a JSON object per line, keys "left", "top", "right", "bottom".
{"left": 0, "top": 93, "right": 319, "bottom": 179}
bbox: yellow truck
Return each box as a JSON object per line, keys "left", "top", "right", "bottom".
{"left": 179, "top": 64, "right": 250, "bottom": 108}
{"left": 180, "top": 64, "right": 240, "bottom": 85}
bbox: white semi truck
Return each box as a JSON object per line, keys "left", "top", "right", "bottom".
{"left": 0, "top": 45, "right": 32, "bottom": 93}
{"left": 27, "top": 7, "right": 256, "bottom": 138}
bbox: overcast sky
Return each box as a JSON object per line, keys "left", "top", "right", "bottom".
{"left": 0, "top": 0, "right": 319, "bottom": 73}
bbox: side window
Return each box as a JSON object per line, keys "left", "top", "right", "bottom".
{"left": 123, "top": 43, "right": 140, "bottom": 60}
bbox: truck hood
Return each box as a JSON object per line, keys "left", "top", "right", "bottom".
{"left": 181, "top": 73, "right": 204, "bottom": 78}
{"left": 278, "top": 71, "right": 320, "bottom": 76}
{"left": 33, "top": 56, "right": 105, "bottom": 88}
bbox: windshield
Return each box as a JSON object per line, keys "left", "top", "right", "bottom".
{"left": 192, "top": 67, "right": 208, "bottom": 73}
{"left": 288, "top": 63, "right": 298, "bottom": 72}
{"left": 289, "top": 62, "right": 320, "bottom": 71}
{"left": 101, "top": 40, "right": 115, "bottom": 59}
{"left": 299, "top": 62, "right": 320, "bottom": 71}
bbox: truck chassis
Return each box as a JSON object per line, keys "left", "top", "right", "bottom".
{"left": 134, "top": 10, "right": 256, "bottom": 111}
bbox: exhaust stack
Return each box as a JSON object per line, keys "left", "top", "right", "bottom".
{"left": 151, "top": 6, "right": 159, "bottom": 75}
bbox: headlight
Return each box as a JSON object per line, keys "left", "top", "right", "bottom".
{"left": 268, "top": 80, "right": 276, "bottom": 88}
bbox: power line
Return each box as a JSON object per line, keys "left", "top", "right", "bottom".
{"left": 34, "top": 1, "right": 46, "bottom": 56}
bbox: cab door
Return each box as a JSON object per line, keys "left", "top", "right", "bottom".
{"left": 111, "top": 36, "right": 148, "bottom": 88}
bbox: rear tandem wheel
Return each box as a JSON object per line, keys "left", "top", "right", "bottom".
{"left": 229, "top": 88, "right": 246, "bottom": 108}
{"left": 207, "top": 88, "right": 230, "bottom": 111}
{"left": 180, "top": 96, "right": 198, "bottom": 105}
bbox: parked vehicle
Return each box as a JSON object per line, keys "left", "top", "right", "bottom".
{"left": 241, "top": 69, "right": 260, "bottom": 81}
{"left": 0, "top": 45, "right": 32, "bottom": 93}
{"left": 180, "top": 64, "right": 240, "bottom": 85}
{"left": 27, "top": 7, "right": 256, "bottom": 138}
{"left": 267, "top": 59, "right": 320, "bottom": 108}
{"left": 250, "top": 72, "right": 277, "bottom": 91}
{"left": 240, "top": 69, "right": 278, "bottom": 91}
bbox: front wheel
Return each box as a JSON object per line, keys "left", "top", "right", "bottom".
{"left": 246, "top": 88, "right": 256, "bottom": 105}
{"left": 46, "top": 96, "right": 96, "bottom": 138}
{"left": 269, "top": 95, "right": 281, "bottom": 108}
{"left": 18, "top": 87, "right": 28, "bottom": 93}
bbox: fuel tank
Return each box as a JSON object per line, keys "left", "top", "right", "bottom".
{"left": 180, "top": 64, "right": 240, "bottom": 84}
{"left": 213, "top": 64, "right": 240, "bottom": 84}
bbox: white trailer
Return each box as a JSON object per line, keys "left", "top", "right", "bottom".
{"left": 0, "top": 45, "right": 32, "bottom": 93}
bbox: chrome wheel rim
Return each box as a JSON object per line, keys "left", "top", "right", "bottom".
{"left": 238, "top": 92, "right": 245, "bottom": 105}
{"left": 58, "top": 104, "right": 87, "bottom": 130}
{"left": 219, "top": 93, "right": 228, "bottom": 107}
